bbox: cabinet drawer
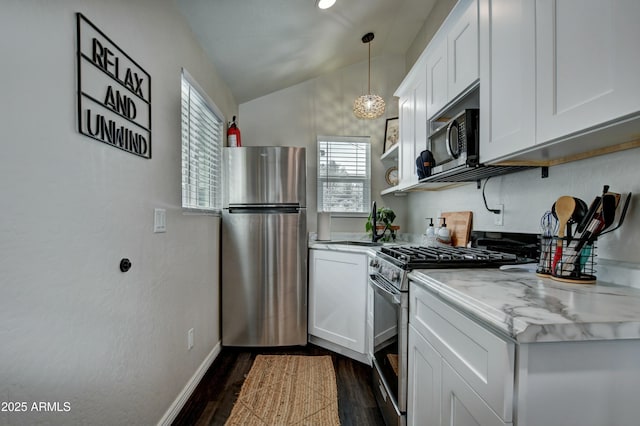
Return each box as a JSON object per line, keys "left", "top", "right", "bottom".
{"left": 409, "top": 282, "right": 514, "bottom": 422}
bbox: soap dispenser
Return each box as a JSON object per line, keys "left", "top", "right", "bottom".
{"left": 436, "top": 217, "right": 452, "bottom": 246}
{"left": 423, "top": 218, "right": 437, "bottom": 246}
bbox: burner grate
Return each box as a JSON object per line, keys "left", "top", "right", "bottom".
{"left": 379, "top": 245, "right": 518, "bottom": 268}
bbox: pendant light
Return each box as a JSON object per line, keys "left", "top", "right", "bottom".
{"left": 353, "top": 32, "right": 385, "bottom": 119}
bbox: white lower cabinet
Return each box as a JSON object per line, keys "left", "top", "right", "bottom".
{"left": 408, "top": 325, "right": 508, "bottom": 426}
{"left": 409, "top": 279, "right": 640, "bottom": 426}
{"left": 441, "top": 361, "right": 508, "bottom": 426}
{"left": 407, "top": 324, "right": 441, "bottom": 426}
{"left": 408, "top": 281, "right": 513, "bottom": 425}
{"left": 308, "top": 249, "right": 368, "bottom": 362}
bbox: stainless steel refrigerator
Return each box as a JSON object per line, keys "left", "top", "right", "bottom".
{"left": 221, "top": 146, "right": 307, "bottom": 346}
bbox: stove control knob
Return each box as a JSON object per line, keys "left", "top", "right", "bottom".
{"left": 369, "top": 259, "right": 379, "bottom": 268}
{"left": 391, "top": 271, "right": 400, "bottom": 282}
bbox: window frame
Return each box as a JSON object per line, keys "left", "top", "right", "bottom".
{"left": 316, "top": 135, "right": 372, "bottom": 217}
{"left": 181, "top": 69, "right": 224, "bottom": 214}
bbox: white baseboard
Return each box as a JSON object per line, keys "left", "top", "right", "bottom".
{"left": 157, "top": 341, "right": 222, "bottom": 426}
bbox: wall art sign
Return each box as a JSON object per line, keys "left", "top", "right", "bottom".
{"left": 76, "top": 13, "right": 152, "bottom": 159}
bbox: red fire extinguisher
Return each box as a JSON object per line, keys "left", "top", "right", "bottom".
{"left": 228, "top": 115, "right": 242, "bottom": 147}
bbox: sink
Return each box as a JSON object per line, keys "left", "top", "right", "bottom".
{"left": 318, "top": 240, "right": 382, "bottom": 247}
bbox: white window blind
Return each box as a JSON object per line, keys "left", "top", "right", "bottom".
{"left": 181, "top": 70, "right": 223, "bottom": 211}
{"left": 317, "top": 136, "right": 371, "bottom": 214}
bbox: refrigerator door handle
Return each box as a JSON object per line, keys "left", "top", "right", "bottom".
{"left": 228, "top": 205, "right": 301, "bottom": 214}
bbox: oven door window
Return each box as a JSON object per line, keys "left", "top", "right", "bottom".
{"left": 372, "top": 280, "right": 400, "bottom": 403}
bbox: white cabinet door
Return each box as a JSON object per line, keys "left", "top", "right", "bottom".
{"left": 535, "top": 0, "right": 640, "bottom": 144}
{"left": 479, "top": 0, "right": 536, "bottom": 164}
{"left": 398, "top": 60, "right": 427, "bottom": 188}
{"left": 366, "top": 274, "right": 374, "bottom": 362}
{"left": 414, "top": 71, "right": 428, "bottom": 163}
{"left": 407, "top": 325, "right": 442, "bottom": 426}
{"left": 441, "top": 361, "right": 509, "bottom": 426}
{"left": 399, "top": 93, "right": 417, "bottom": 187}
{"left": 448, "top": 0, "right": 479, "bottom": 98}
{"left": 426, "top": 41, "right": 448, "bottom": 120}
{"left": 308, "top": 250, "right": 367, "bottom": 354}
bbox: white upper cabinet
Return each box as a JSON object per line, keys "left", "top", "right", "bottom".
{"left": 426, "top": 42, "right": 449, "bottom": 120}
{"left": 479, "top": 0, "right": 536, "bottom": 163}
{"left": 535, "top": 0, "right": 640, "bottom": 143}
{"left": 398, "top": 92, "right": 417, "bottom": 187}
{"left": 397, "top": 60, "right": 428, "bottom": 188}
{"left": 427, "top": 0, "right": 479, "bottom": 120}
{"left": 392, "top": 0, "right": 478, "bottom": 193}
{"left": 480, "top": 0, "right": 640, "bottom": 164}
{"left": 448, "top": 0, "right": 479, "bottom": 98}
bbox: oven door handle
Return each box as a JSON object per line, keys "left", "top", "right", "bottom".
{"left": 369, "top": 276, "right": 401, "bottom": 306}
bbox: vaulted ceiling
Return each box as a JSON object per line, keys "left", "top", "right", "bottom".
{"left": 176, "top": 0, "right": 437, "bottom": 103}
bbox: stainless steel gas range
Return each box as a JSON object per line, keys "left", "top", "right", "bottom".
{"left": 368, "top": 245, "right": 526, "bottom": 426}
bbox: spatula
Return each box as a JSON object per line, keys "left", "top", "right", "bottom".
{"left": 551, "top": 196, "right": 576, "bottom": 274}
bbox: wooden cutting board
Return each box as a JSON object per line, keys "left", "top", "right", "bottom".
{"left": 441, "top": 211, "right": 473, "bottom": 247}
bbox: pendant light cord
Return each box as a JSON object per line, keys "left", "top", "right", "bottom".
{"left": 367, "top": 41, "right": 371, "bottom": 94}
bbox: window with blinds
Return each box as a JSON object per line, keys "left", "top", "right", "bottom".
{"left": 317, "top": 136, "right": 371, "bottom": 214}
{"left": 181, "top": 70, "right": 223, "bottom": 212}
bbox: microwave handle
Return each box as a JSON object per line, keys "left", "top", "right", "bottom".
{"left": 445, "top": 119, "right": 460, "bottom": 159}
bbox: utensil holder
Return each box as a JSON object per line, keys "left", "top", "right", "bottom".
{"left": 536, "top": 236, "right": 597, "bottom": 283}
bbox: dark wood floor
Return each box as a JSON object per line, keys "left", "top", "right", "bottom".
{"left": 172, "top": 344, "right": 386, "bottom": 426}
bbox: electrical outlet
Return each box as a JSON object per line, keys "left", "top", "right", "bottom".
{"left": 188, "top": 328, "right": 194, "bottom": 350}
{"left": 154, "top": 208, "right": 166, "bottom": 233}
{"left": 494, "top": 204, "right": 504, "bottom": 226}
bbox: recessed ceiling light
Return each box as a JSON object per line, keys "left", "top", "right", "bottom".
{"left": 316, "top": 0, "right": 336, "bottom": 10}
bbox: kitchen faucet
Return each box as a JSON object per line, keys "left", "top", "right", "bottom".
{"left": 371, "top": 201, "right": 384, "bottom": 243}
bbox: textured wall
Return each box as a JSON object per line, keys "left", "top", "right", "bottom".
{"left": 239, "top": 54, "right": 409, "bottom": 235}
{"left": 0, "top": 0, "right": 234, "bottom": 424}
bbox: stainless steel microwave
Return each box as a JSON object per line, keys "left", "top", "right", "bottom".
{"left": 428, "top": 108, "right": 479, "bottom": 176}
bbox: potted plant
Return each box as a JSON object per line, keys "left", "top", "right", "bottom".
{"left": 366, "top": 206, "right": 398, "bottom": 242}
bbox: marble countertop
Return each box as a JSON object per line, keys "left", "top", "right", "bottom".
{"left": 308, "top": 232, "right": 411, "bottom": 255}
{"left": 308, "top": 240, "right": 380, "bottom": 256}
{"left": 409, "top": 268, "right": 640, "bottom": 343}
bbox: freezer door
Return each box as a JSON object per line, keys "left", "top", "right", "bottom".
{"left": 224, "top": 147, "right": 306, "bottom": 206}
{"left": 222, "top": 209, "right": 307, "bottom": 346}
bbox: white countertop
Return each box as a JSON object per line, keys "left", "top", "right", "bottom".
{"left": 308, "top": 241, "right": 380, "bottom": 256}
{"left": 308, "top": 232, "right": 412, "bottom": 255}
{"left": 409, "top": 268, "right": 640, "bottom": 343}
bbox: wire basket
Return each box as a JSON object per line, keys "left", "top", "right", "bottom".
{"left": 536, "top": 236, "right": 597, "bottom": 284}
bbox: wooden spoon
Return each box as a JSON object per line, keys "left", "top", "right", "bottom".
{"left": 551, "top": 196, "right": 576, "bottom": 273}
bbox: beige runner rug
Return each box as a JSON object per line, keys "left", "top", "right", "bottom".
{"left": 225, "top": 355, "right": 340, "bottom": 425}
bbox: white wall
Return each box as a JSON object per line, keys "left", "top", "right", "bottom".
{"left": 0, "top": 1, "right": 235, "bottom": 424}
{"left": 239, "top": 54, "right": 409, "bottom": 234}
{"left": 406, "top": 148, "right": 640, "bottom": 263}
{"left": 405, "top": 0, "right": 456, "bottom": 71}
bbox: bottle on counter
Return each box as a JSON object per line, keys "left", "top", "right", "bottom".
{"left": 423, "top": 217, "right": 437, "bottom": 247}
{"left": 436, "top": 217, "right": 452, "bottom": 246}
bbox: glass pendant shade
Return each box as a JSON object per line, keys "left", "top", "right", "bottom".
{"left": 354, "top": 32, "right": 385, "bottom": 119}
{"left": 354, "top": 94, "right": 385, "bottom": 119}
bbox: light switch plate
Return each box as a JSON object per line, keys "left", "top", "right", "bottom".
{"left": 154, "top": 208, "right": 166, "bottom": 233}
{"left": 188, "top": 328, "right": 194, "bottom": 350}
